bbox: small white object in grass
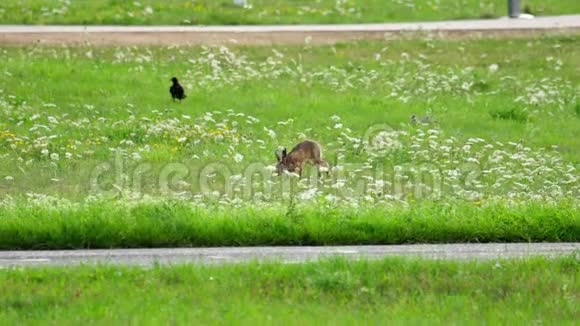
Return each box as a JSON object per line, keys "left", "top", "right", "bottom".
{"left": 4, "top": 176, "right": 14, "bottom": 181}
{"left": 264, "top": 128, "right": 276, "bottom": 139}
{"left": 488, "top": 63, "right": 499, "bottom": 73}
{"left": 233, "top": 153, "right": 244, "bottom": 163}
{"left": 298, "top": 188, "right": 317, "bottom": 201}
{"left": 283, "top": 171, "right": 300, "bottom": 178}
{"left": 325, "top": 194, "right": 338, "bottom": 203}
{"left": 131, "top": 152, "right": 142, "bottom": 161}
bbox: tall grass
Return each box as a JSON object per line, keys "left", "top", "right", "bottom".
{"left": 0, "top": 200, "right": 577, "bottom": 249}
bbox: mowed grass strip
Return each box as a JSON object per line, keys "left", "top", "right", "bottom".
{"left": 1, "top": 257, "right": 578, "bottom": 324}
{"left": 0, "top": 0, "right": 578, "bottom": 25}
{"left": 0, "top": 201, "right": 577, "bottom": 249}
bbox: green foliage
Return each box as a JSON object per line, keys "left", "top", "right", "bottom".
{"left": 0, "top": 37, "right": 579, "bottom": 200}
{"left": 0, "top": 257, "right": 578, "bottom": 324}
{"left": 0, "top": 201, "right": 577, "bottom": 249}
{"left": 0, "top": 37, "right": 578, "bottom": 249}
{"left": 0, "top": 0, "right": 578, "bottom": 25}
{"left": 490, "top": 107, "right": 529, "bottom": 123}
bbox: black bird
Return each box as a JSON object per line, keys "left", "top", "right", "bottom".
{"left": 170, "top": 77, "right": 186, "bottom": 102}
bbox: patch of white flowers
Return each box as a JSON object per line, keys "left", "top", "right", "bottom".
{"left": 0, "top": 45, "right": 577, "bottom": 209}
{"left": 0, "top": 103, "right": 577, "bottom": 208}
{"left": 3, "top": 46, "right": 576, "bottom": 110}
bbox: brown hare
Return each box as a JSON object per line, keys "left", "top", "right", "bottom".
{"left": 275, "top": 140, "right": 329, "bottom": 176}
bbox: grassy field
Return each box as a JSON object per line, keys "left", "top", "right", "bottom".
{"left": 1, "top": 257, "right": 578, "bottom": 324}
{"left": 0, "top": 36, "right": 579, "bottom": 247}
{"left": 0, "top": 0, "right": 579, "bottom": 25}
{"left": 0, "top": 200, "right": 577, "bottom": 249}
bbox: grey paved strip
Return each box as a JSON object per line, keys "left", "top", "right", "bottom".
{"left": 2, "top": 15, "right": 579, "bottom": 32}
{"left": 0, "top": 243, "right": 577, "bottom": 268}
{"left": 0, "top": 15, "right": 578, "bottom": 46}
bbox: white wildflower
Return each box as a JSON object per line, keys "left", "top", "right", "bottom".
{"left": 264, "top": 128, "right": 276, "bottom": 139}
{"left": 131, "top": 152, "right": 142, "bottom": 161}
{"left": 298, "top": 188, "right": 317, "bottom": 201}
{"left": 233, "top": 153, "right": 244, "bottom": 163}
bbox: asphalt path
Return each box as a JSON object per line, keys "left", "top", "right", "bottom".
{"left": 0, "top": 15, "right": 578, "bottom": 45}
{"left": 0, "top": 243, "right": 577, "bottom": 268}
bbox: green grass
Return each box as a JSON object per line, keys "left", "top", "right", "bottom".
{"left": 0, "top": 200, "right": 577, "bottom": 249}
{"left": 489, "top": 107, "right": 529, "bottom": 123}
{"left": 0, "top": 0, "right": 578, "bottom": 25}
{"left": 0, "top": 37, "right": 578, "bottom": 247}
{"left": 1, "top": 257, "right": 578, "bottom": 324}
{"left": 0, "top": 37, "right": 578, "bottom": 198}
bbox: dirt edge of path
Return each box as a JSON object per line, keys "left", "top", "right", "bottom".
{"left": 1, "top": 28, "right": 578, "bottom": 46}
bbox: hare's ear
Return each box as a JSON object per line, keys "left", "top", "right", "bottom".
{"left": 282, "top": 148, "right": 287, "bottom": 158}
{"left": 275, "top": 150, "right": 281, "bottom": 162}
